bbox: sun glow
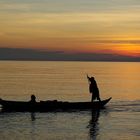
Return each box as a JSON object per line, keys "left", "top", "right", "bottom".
{"left": 113, "top": 44, "right": 140, "bottom": 57}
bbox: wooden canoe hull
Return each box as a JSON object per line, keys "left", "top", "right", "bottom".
{"left": 0, "top": 97, "right": 112, "bottom": 112}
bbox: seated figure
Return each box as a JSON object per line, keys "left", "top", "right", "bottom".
{"left": 30, "top": 94, "right": 36, "bottom": 103}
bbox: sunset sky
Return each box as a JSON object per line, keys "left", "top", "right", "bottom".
{"left": 0, "top": 0, "right": 140, "bottom": 60}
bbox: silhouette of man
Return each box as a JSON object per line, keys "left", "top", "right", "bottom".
{"left": 87, "top": 75, "right": 101, "bottom": 102}
{"left": 30, "top": 94, "right": 36, "bottom": 103}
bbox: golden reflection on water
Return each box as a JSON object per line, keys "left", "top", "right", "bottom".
{"left": 0, "top": 61, "right": 139, "bottom": 101}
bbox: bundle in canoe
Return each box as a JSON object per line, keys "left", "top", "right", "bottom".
{"left": 0, "top": 97, "right": 112, "bottom": 112}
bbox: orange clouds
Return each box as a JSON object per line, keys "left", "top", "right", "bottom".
{"left": 0, "top": 1, "right": 140, "bottom": 59}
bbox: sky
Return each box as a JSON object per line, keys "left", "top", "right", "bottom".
{"left": 0, "top": 0, "right": 140, "bottom": 61}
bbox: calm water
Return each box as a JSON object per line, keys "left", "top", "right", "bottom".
{"left": 0, "top": 61, "right": 140, "bottom": 140}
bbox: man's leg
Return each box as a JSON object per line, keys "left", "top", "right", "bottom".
{"left": 96, "top": 91, "right": 101, "bottom": 101}
{"left": 91, "top": 94, "right": 94, "bottom": 102}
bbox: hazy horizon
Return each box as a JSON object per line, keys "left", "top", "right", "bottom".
{"left": 0, "top": 47, "right": 140, "bottom": 62}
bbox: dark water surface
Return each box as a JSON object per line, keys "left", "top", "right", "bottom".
{"left": 0, "top": 61, "right": 140, "bottom": 140}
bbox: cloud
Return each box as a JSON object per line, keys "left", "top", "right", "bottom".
{"left": 0, "top": 47, "right": 139, "bottom": 62}
{"left": 1, "top": 0, "right": 140, "bottom": 14}
{"left": 86, "top": 39, "right": 140, "bottom": 45}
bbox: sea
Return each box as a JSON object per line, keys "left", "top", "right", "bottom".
{"left": 0, "top": 61, "right": 140, "bottom": 140}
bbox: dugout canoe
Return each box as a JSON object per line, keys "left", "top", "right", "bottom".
{"left": 0, "top": 97, "right": 112, "bottom": 112}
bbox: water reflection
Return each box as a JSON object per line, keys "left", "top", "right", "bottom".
{"left": 31, "top": 112, "right": 36, "bottom": 121}
{"left": 88, "top": 110, "right": 100, "bottom": 140}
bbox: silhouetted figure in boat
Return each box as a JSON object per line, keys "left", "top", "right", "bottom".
{"left": 87, "top": 75, "right": 101, "bottom": 102}
{"left": 30, "top": 95, "right": 36, "bottom": 103}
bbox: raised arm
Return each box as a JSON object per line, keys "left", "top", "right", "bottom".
{"left": 87, "top": 74, "right": 90, "bottom": 81}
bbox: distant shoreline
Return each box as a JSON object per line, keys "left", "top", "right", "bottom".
{"left": 0, "top": 48, "right": 139, "bottom": 62}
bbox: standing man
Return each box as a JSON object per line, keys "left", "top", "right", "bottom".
{"left": 87, "top": 75, "right": 101, "bottom": 102}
